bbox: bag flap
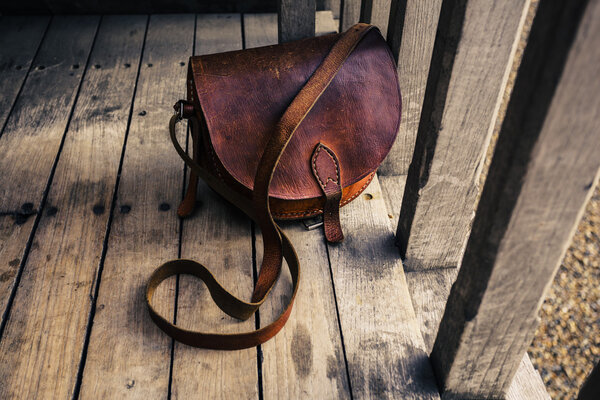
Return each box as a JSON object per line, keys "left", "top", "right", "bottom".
{"left": 189, "top": 28, "right": 401, "bottom": 200}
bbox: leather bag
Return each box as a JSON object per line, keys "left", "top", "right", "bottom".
{"left": 146, "top": 23, "right": 401, "bottom": 350}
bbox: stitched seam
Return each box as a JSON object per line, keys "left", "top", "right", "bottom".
{"left": 312, "top": 145, "right": 340, "bottom": 188}
{"left": 274, "top": 209, "right": 323, "bottom": 217}
{"left": 272, "top": 172, "right": 374, "bottom": 217}
{"left": 341, "top": 172, "right": 374, "bottom": 205}
{"left": 208, "top": 141, "right": 224, "bottom": 181}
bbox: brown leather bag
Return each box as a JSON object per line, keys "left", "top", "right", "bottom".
{"left": 146, "top": 23, "right": 401, "bottom": 350}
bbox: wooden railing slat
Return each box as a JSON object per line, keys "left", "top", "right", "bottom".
{"left": 340, "top": 0, "right": 361, "bottom": 31}
{"left": 395, "top": 0, "right": 531, "bottom": 271}
{"left": 431, "top": 0, "right": 600, "bottom": 397}
{"left": 278, "top": 0, "right": 316, "bottom": 43}
{"left": 379, "top": 0, "right": 443, "bottom": 176}
{"left": 578, "top": 361, "right": 600, "bottom": 400}
{"left": 360, "top": 0, "right": 392, "bottom": 38}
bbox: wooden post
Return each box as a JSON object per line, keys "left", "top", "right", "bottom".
{"left": 578, "top": 362, "right": 600, "bottom": 400}
{"left": 340, "top": 0, "right": 361, "bottom": 31}
{"left": 360, "top": 0, "right": 392, "bottom": 38}
{"left": 395, "top": 0, "right": 530, "bottom": 271}
{"left": 379, "top": 0, "right": 443, "bottom": 175}
{"left": 278, "top": 0, "right": 316, "bottom": 43}
{"left": 431, "top": 0, "right": 600, "bottom": 398}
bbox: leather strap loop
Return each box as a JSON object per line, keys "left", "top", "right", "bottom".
{"left": 311, "top": 143, "right": 344, "bottom": 242}
{"left": 146, "top": 23, "right": 374, "bottom": 350}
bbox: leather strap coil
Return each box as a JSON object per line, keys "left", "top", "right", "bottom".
{"left": 146, "top": 24, "right": 375, "bottom": 350}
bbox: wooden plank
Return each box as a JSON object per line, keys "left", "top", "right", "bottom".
{"left": 0, "top": 16, "right": 147, "bottom": 399}
{"left": 379, "top": 176, "right": 549, "bottom": 398}
{"left": 0, "top": 15, "right": 99, "bottom": 212}
{"left": 0, "top": 14, "right": 51, "bottom": 333}
{"left": 0, "top": 15, "right": 99, "bottom": 339}
{"left": 431, "top": 0, "right": 600, "bottom": 397}
{"left": 0, "top": 16, "right": 50, "bottom": 136}
{"left": 340, "top": 0, "right": 361, "bottom": 31}
{"left": 327, "top": 177, "right": 440, "bottom": 399}
{"left": 378, "top": 0, "right": 443, "bottom": 176}
{"left": 378, "top": 175, "right": 406, "bottom": 219}
{"left": 77, "top": 14, "right": 195, "bottom": 399}
{"left": 278, "top": 0, "right": 316, "bottom": 43}
{"left": 255, "top": 223, "right": 352, "bottom": 399}
{"left": 169, "top": 14, "right": 260, "bottom": 400}
{"left": 396, "top": 0, "right": 531, "bottom": 271}
{"left": 360, "top": 0, "right": 391, "bottom": 38}
{"left": 244, "top": 15, "right": 351, "bottom": 398}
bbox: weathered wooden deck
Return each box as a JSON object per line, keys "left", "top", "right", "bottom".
{"left": 0, "top": 13, "right": 549, "bottom": 399}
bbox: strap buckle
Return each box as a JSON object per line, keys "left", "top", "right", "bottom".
{"left": 174, "top": 100, "right": 195, "bottom": 120}
{"left": 173, "top": 100, "right": 185, "bottom": 120}
{"left": 302, "top": 215, "right": 324, "bottom": 230}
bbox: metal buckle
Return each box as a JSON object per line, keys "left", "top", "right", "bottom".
{"left": 176, "top": 100, "right": 184, "bottom": 120}
{"left": 302, "top": 215, "right": 324, "bottom": 230}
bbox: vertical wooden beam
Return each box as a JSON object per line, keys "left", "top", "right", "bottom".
{"left": 395, "top": 0, "right": 530, "bottom": 271}
{"left": 578, "top": 362, "right": 600, "bottom": 400}
{"left": 360, "top": 0, "right": 392, "bottom": 38}
{"left": 379, "top": 0, "right": 443, "bottom": 175}
{"left": 431, "top": 0, "right": 600, "bottom": 397}
{"left": 340, "top": 0, "right": 361, "bottom": 31}
{"left": 278, "top": 0, "right": 316, "bottom": 43}
{"left": 325, "top": 0, "right": 341, "bottom": 18}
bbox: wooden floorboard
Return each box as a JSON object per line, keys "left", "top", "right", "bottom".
{"left": 244, "top": 14, "right": 351, "bottom": 399}
{"left": 0, "top": 16, "right": 50, "bottom": 136}
{"left": 0, "top": 14, "right": 99, "bottom": 344}
{"left": 170, "top": 14, "right": 261, "bottom": 400}
{"left": 0, "top": 16, "right": 146, "bottom": 399}
{"left": 327, "top": 177, "right": 440, "bottom": 399}
{"left": 77, "top": 14, "right": 195, "bottom": 399}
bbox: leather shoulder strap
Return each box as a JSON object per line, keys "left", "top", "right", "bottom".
{"left": 146, "top": 24, "right": 374, "bottom": 350}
